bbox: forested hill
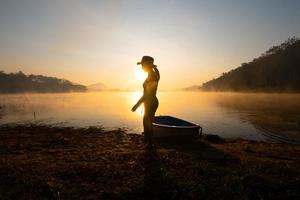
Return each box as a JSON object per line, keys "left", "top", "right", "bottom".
{"left": 0, "top": 71, "right": 87, "bottom": 93}
{"left": 201, "top": 37, "right": 300, "bottom": 92}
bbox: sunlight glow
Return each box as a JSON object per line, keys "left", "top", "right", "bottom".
{"left": 134, "top": 67, "right": 147, "bottom": 82}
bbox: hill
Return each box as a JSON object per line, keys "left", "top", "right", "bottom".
{"left": 0, "top": 71, "right": 87, "bottom": 93}
{"left": 201, "top": 37, "right": 300, "bottom": 92}
{"left": 87, "top": 82, "right": 108, "bottom": 91}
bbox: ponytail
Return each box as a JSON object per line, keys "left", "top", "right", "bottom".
{"left": 152, "top": 65, "right": 160, "bottom": 81}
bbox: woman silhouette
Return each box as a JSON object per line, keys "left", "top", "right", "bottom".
{"left": 132, "top": 56, "right": 160, "bottom": 144}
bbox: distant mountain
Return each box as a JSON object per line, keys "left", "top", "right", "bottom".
{"left": 200, "top": 37, "right": 300, "bottom": 92}
{"left": 0, "top": 71, "right": 87, "bottom": 93}
{"left": 87, "top": 82, "right": 108, "bottom": 91}
{"left": 181, "top": 85, "right": 201, "bottom": 91}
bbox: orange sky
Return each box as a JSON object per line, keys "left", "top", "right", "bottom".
{"left": 1, "top": 0, "right": 300, "bottom": 90}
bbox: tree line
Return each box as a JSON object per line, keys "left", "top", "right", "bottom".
{"left": 0, "top": 71, "right": 87, "bottom": 93}
{"left": 201, "top": 37, "right": 300, "bottom": 92}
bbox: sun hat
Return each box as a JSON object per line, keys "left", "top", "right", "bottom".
{"left": 137, "top": 56, "right": 154, "bottom": 66}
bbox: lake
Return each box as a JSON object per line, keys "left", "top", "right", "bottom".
{"left": 0, "top": 91, "right": 300, "bottom": 143}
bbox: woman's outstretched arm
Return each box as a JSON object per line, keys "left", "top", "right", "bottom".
{"left": 131, "top": 95, "right": 144, "bottom": 112}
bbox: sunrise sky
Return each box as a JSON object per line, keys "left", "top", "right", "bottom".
{"left": 1, "top": 0, "right": 300, "bottom": 90}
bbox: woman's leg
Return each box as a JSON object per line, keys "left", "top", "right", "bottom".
{"left": 143, "top": 115, "right": 152, "bottom": 143}
{"left": 143, "top": 99, "right": 158, "bottom": 143}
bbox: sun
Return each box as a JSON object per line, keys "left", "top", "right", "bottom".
{"left": 134, "top": 67, "right": 147, "bottom": 81}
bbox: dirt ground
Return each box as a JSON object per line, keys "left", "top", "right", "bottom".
{"left": 0, "top": 125, "right": 299, "bottom": 199}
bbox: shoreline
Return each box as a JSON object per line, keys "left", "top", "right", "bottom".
{"left": 1, "top": 122, "right": 298, "bottom": 145}
{"left": 0, "top": 124, "right": 299, "bottom": 199}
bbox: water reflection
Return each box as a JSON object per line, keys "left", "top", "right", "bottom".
{"left": 0, "top": 92, "right": 299, "bottom": 143}
{"left": 0, "top": 92, "right": 143, "bottom": 132}
{"left": 214, "top": 93, "right": 300, "bottom": 143}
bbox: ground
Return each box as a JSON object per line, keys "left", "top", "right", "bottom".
{"left": 0, "top": 125, "right": 299, "bottom": 199}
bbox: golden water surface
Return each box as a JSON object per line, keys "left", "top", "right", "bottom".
{"left": 1, "top": 92, "right": 300, "bottom": 143}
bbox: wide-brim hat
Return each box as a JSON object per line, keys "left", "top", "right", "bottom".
{"left": 137, "top": 56, "right": 154, "bottom": 66}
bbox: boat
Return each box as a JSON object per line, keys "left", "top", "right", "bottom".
{"left": 152, "top": 116, "right": 202, "bottom": 138}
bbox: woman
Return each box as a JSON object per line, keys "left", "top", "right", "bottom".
{"left": 131, "top": 56, "right": 160, "bottom": 144}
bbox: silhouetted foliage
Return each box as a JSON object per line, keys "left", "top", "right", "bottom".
{"left": 0, "top": 71, "right": 87, "bottom": 93}
{"left": 201, "top": 37, "right": 300, "bottom": 92}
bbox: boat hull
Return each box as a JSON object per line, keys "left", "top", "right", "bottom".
{"left": 152, "top": 116, "right": 202, "bottom": 138}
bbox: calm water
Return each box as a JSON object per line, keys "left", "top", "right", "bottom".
{"left": 0, "top": 92, "right": 300, "bottom": 143}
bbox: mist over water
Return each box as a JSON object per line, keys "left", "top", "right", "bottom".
{"left": 0, "top": 92, "right": 299, "bottom": 143}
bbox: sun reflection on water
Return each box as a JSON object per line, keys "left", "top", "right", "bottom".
{"left": 2, "top": 92, "right": 300, "bottom": 142}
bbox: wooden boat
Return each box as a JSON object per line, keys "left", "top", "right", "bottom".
{"left": 152, "top": 116, "right": 202, "bottom": 138}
